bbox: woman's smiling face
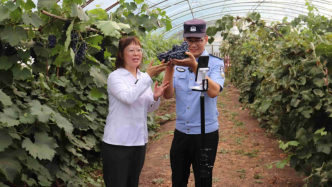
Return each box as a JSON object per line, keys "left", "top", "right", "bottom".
{"left": 123, "top": 43, "right": 143, "bottom": 70}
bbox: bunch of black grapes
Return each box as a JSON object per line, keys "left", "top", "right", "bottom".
{"left": 93, "top": 37, "right": 106, "bottom": 64}
{"left": 157, "top": 41, "right": 189, "bottom": 63}
{"left": 62, "top": 20, "right": 71, "bottom": 32}
{"left": 48, "top": 35, "right": 56, "bottom": 48}
{"left": 70, "top": 31, "right": 79, "bottom": 52}
{"left": 75, "top": 42, "right": 87, "bottom": 66}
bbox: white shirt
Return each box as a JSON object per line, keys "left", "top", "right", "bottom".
{"left": 103, "top": 68, "right": 160, "bottom": 146}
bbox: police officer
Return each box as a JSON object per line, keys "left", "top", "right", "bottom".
{"left": 162, "top": 19, "right": 225, "bottom": 187}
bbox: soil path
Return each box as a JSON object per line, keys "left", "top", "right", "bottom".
{"left": 139, "top": 83, "right": 305, "bottom": 187}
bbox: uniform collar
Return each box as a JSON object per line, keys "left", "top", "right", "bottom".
{"left": 195, "top": 49, "right": 209, "bottom": 61}
{"left": 117, "top": 68, "right": 141, "bottom": 76}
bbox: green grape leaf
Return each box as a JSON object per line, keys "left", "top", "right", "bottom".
{"left": 313, "top": 89, "right": 324, "bottom": 97}
{"left": 0, "top": 130, "right": 13, "bottom": 152}
{"left": 0, "top": 108, "right": 19, "bottom": 127}
{"left": 29, "top": 100, "right": 54, "bottom": 123}
{"left": 22, "top": 132, "right": 58, "bottom": 160}
{"left": 70, "top": 3, "right": 89, "bottom": 21}
{"left": 276, "top": 160, "right": 287, "bottom": 169}
{"left": 25, "top": 156, "right": 52, "bottom": 180}
{"left": 95, "top": 20, "right": 130, "bottom": 37}
{"left": 85, "top": 103, "right": 94, "bottom": 112}
{"left": 313, "top": 78, "right": 324, "bottom": 87}
{"left": 258, "top": 100, "right": 271, "bottom": 113}
{"left": 54, "top": 112, "right": 74, "bottom": 134}
{"left": 19, "top": 113, "right": 36, "bottom": 124}
{"left": 37, "top": 0, "right": 56, "bottom": 10}
{"left": 22, "top": 13, "right": 43, "bottom": 27}
{"left": 0, "top": 6, "right": 10, "bottom": 22}
{"left": 0, "top": 56, "right": 13, "bottom": 70}
{"left": 22, "top": 174, "right": 37, "bottom": 186}
{"left": 4, "top": 1, "right": 18, "bottom": 11}
{"left": 64, "top": 21, "right": 74, "bottom": 52}
{"left": 0, "top": 90, "right": 12, "bottom": 106}
{"left": 12, "top": 66, "right": 31, "bottom": 80}
{"left": 0, "top": 152, "right": 21, "bottom": 182}
{"left": 90, "top": 88, "right": 102, "bottom": 98}
{"left": 54, "top": 50, "right": 71, "bottom": 67}
{"left": 90, "top": 66, "right": 107, "bottom": 87}
{"left": 70, "top": 48, "right": 75, "bottom": 65}
{"left": 0, "top": 26, "right": 27, "bottom": 46}
{"left": 85, "top": 34, "right": 103, "bottom": 46}
{"left": 24, "top": 0, "right": 36, "bottom": 11}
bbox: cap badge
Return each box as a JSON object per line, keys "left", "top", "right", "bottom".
{"left": 190, "top": 26, "right": 196, "bottom": 32}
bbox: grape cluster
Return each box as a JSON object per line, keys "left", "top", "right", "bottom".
{"left": 75, "top": 42, "right": 87, "bottom": 66}
{"left": 93, "top": 38, "right": 106, "bottom": 64}
{"left": 3, "top": 43, "right": 17, "bottom": 56}
{"left": 48, "top": 35, "right": 56, "bottom": 48}
{"left": 157, "top": 41, "right": 189, "bottom": 63}
{"left": 62, "top": 20, "right": 71, "bottom": 32}
{"left": 70, "top": 31, "right": 79, "bottom": 52}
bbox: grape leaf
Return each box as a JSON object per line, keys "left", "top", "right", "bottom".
{"left": 22, "top": 13, "right": 43, "bottom": 27}
{"left": 95, "top": 20, "right": 130, "bottom": 37}
{"left": 12, "top": 66, "right": 32, "bottom": 80}
{"left": 0, "top": 152, "right": 21, "bottom": 182}
{"left": 0, "top": 6, "right": 10, "bottom": 22}
{"left": 29, "top": 100, "right": 54, "bottom": 123}
{"left": 0, "top": 130, "right": 13, "bottom": 152}
{"left": 22, "top": 174, "right": 37, "bottom": 186}
{"left": 19, "top": 113, "right": 36, "bottom": 124}
{"left": 54, "top": 112, "right": 74, "bottom": 134}
{"left": 70, "top": 3, "right": 89, "bottom": 21}
{"left": 0, "top": 57, "right": 13, "bottom": 71}
{"left": 24, "top": 0, "right": 36, "bottom": 11}
{"left": 0, "top": 26, "right": 27, "bottom": 46}
{"left": 0, "top": 90, "right": 12, "bottom": 106}
{"left": 85, "top": 34, "right": 103, "bottom": 46}
{"left": 90, "top": 88, "right": 102, "bottom": 98}
{"left": 37, "top": 0, "right": 56, "bottom": 10}
{"left": 22, "top": 132, "right": 58, "bottom": 160}
{"left": 90, "top": 66, "right": 107, "bottom": 87}
{"left": 0, "top": 108, "right": 19, "bottom": 127}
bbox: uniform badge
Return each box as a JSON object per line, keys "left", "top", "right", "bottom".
{"left": 176, "top": 67, "right": 186, "bottom": 72}
{"left": 190, "top": 26, "right": 196, "bottom": 32}
{"left": 220, "top": 66, "right": 225, "bottom": 78}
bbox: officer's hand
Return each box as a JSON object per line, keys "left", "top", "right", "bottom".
{"left": 170, "top": 52, "right": 196, "bottom": 69}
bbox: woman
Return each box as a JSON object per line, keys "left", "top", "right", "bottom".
{"left": 102, "top": 36, "right": 169, "bottom": 187}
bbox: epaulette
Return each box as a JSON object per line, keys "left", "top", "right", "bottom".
{"left": 209, "top": 54, "right": 224, "bottom": 60}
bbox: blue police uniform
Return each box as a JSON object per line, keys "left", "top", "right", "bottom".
{"left": 173, "top": 50, "right": 225, "bottom": 134}
{"left": 170, "top": 49, "right": 225, "bottom": 187}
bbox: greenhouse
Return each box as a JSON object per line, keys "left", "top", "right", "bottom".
{"left": 0, "top": 0, "right": 332, "bottom": 186}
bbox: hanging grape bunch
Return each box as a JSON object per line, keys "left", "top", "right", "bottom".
{"left": 93, "top": 37, "right": 106, "bottom": 64}
{"left": 48, "top": 35, "right": 56, "bottom": 48}
{"left": 70, "top": 31, "right": 79, "bottom": 53}
{"left": 75, "top": 42, "right": 87, "bottom": 66}
{"left": 62, "top": 20, "right": 71, "bottom": 32}
{"left": 157, "top": 41, "right": 189, "bottom": 63}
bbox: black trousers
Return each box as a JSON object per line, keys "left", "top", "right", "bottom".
{"left": 102, "top": 142, "right": 146, "bottom": 187}
{"left": 170, "top": 129, "right": 219, "bottom": 187}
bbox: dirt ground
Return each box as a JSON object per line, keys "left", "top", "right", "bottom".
{"left": 139, "top": 83, "right": 305, "bottom": 187}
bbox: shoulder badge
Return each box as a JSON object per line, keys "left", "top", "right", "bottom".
{"left": 220, "top": 66, "right": 225, "bottom": 78}
{"left": 176, "top": 67, "right": 186, "bottom": 72}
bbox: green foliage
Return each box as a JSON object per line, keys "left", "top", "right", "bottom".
{"left": 0, "top": 0, "right": 173, "bottom": 185}
{"left": 207, "top": 3, "right": 332, "bottom": 186}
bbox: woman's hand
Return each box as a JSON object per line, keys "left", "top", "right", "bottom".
{"left": 153, "top": 81, "right": 170, "bottom": 101}
{"left": 146, "top": 59, "right": 170, "bottom": 78}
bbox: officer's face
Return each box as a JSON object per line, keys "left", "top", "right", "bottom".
{"left": 185, "top": 35, "right": 208, "bottom": 58}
